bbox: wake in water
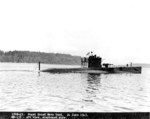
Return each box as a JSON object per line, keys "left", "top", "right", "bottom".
{"left": 0, "top": 69, "right": 37, "bottom": 72}
{"left": 0, "top": 63, "right": 39, "bottom": 72}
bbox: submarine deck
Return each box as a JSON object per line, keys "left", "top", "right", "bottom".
{"left": 42, "top": 66, "right": 142, "bottom": 74}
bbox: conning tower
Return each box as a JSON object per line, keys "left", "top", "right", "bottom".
{"left": 88, "top": 55, "right": 102, "bottom": 68}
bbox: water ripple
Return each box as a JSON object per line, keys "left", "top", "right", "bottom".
{"left": 0, "top": 63, "right": 150, "bottom": 111}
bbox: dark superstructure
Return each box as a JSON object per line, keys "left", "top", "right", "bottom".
{"left": 81, "top": 52, "right": 142, "bottom": 73}
{"left": 88, "top": 55, "right": 102, "bottom": 68}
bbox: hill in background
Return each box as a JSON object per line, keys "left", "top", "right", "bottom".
{"left": 0, "top": 50, "right": 81, "bottom": 65}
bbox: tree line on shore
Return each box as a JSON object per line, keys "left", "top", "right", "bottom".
{"left": 0, "top": 50, "right": 81, "bottom": 65}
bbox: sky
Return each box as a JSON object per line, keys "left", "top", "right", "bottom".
{"left": 0, "top": 0, "right": 150, "bottom": 64}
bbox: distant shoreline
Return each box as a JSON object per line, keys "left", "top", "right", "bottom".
{"left": 0, "top": 50, "right": 81, "bottom": 65}
{"left": 0, "top": 61, "right": 81, "bottom": 66}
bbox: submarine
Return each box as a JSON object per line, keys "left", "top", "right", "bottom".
{"left": 42, "top": 52, "right": 142, "bottom": 74}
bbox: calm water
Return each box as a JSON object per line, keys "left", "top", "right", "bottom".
{"left": 0, "top": 63, "right": 150, "bottom": 112}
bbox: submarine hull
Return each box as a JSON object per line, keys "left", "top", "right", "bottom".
{"left": 42, "top": 66, "right": 142, "bottom": 74}
{"left": 101, "top": 66, "right": 142, "bottom": 73}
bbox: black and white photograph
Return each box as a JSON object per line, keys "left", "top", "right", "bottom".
{"left": 0, "top": 0, "right": 150, "bottom": 118}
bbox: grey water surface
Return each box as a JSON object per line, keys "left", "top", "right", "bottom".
{"left": 0, "top": 63, "right": 150, "bottom": 112}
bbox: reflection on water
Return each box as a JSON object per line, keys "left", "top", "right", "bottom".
{"left": 83, "top": 74, "right": 101, "bottom": 102}
{"left": 0, "top": 63, "right": 150, "bottom": 112}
